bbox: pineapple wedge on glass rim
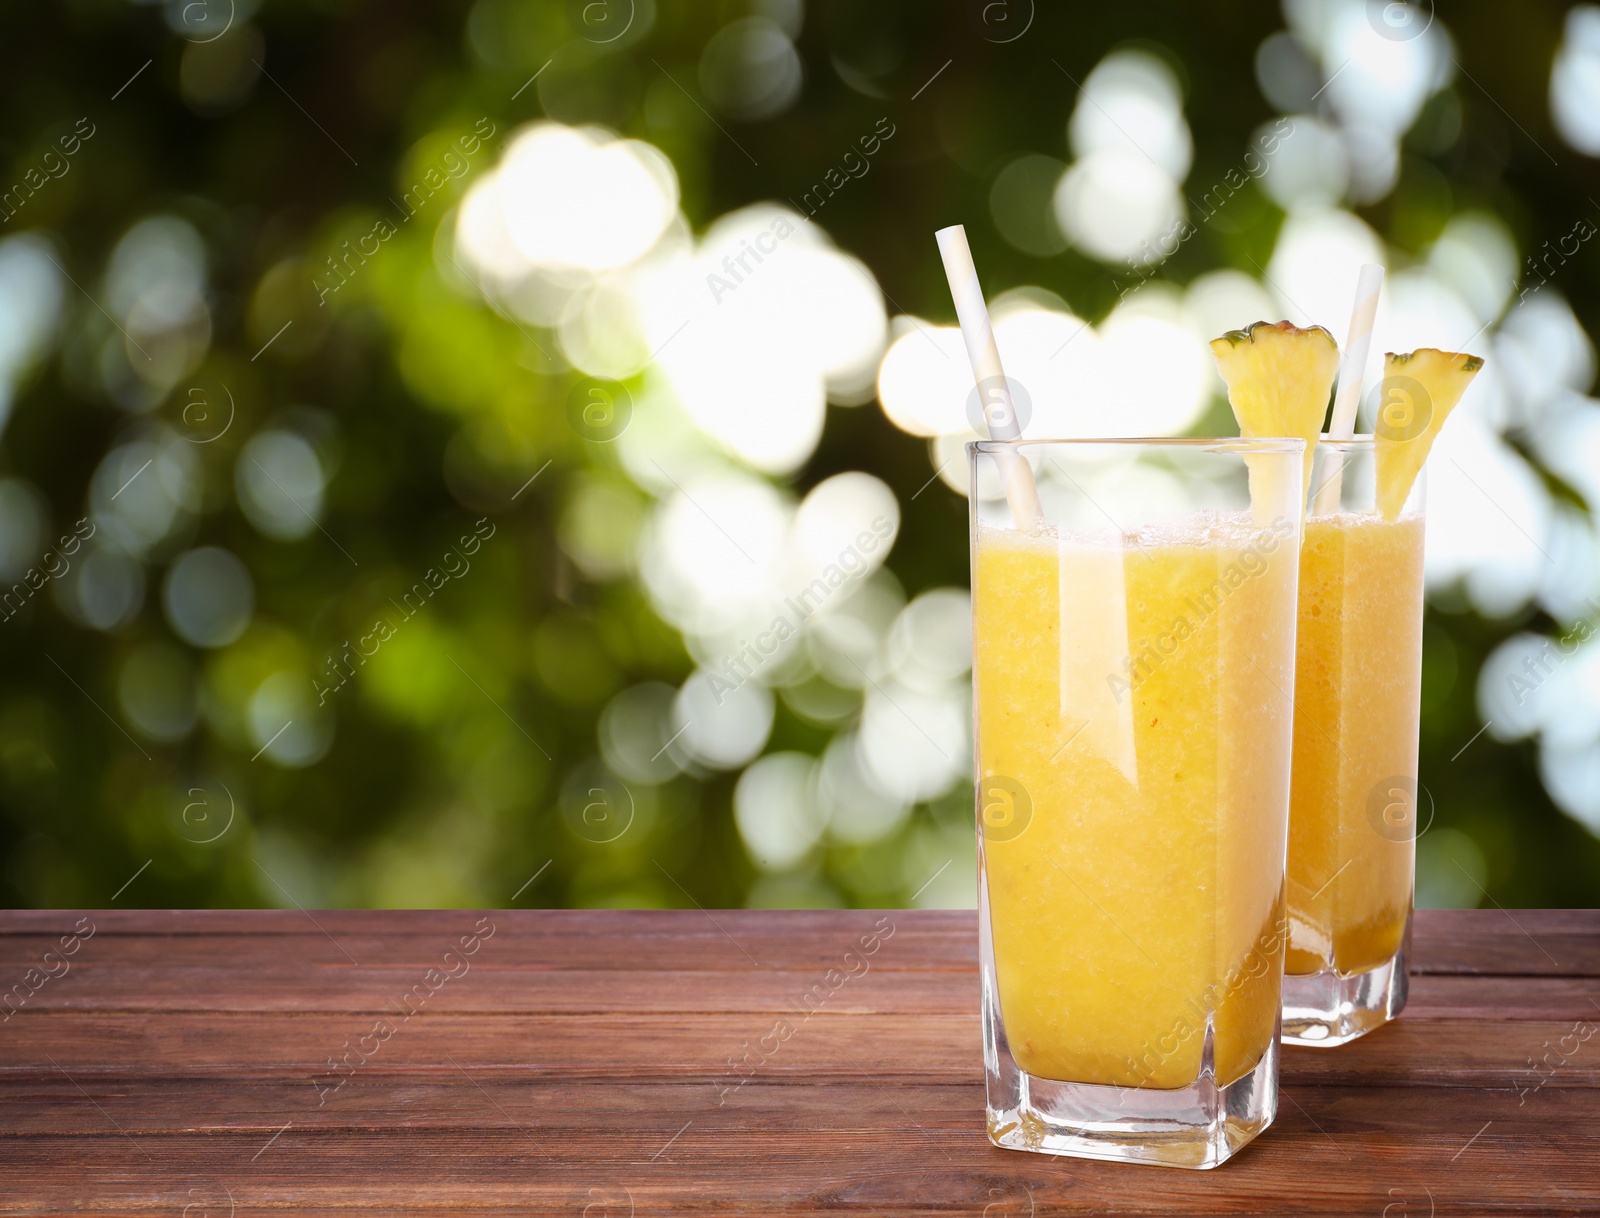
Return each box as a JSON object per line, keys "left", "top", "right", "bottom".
{"left": 1373, "top": 348, "right": 1484, "bottom": 520}
{"left": 1209, "top": 320, "right": 1340, "bottom": 517}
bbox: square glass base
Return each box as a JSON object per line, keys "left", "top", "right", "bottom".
{"left": 984, "top": 1016, "right": 1280, "bottom": 1170}
{"left": 1281, "top": 931, "right": 1409, "bottom": 1048}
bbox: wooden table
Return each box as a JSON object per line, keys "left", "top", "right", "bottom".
{"left": 2, "top": 909, "right": 1597, "bottom": 1215}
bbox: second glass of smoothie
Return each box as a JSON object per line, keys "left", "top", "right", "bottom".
{"left": 1282, "top": 436, "right": 1425, "bottom": 1045}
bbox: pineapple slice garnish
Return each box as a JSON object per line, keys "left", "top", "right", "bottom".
{"left": 1373, "top": 348, "right": 1484, "bottom": 520}
{"left": 1210, "top": 320, "right": 1341, "bottom": 515}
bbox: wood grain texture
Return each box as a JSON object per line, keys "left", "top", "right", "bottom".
{"left": 1, "top": 908, "right": 1596, "bottom": 1216}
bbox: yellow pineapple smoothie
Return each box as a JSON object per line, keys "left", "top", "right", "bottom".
{"left": 975, "top": 512, "right": 1298, "bottom": 1090}
{"left": 1285, "top": 510, "right": 1424, "bottom": 977}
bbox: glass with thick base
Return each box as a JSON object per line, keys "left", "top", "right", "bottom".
{"left": 969, "top": 438, "right": 1304, "bottom": 1170}
{"left": 1282, "top": 437, "right": 1424, "bottom": 1047}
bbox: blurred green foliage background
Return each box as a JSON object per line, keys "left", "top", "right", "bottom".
{"left": 2, "top": 0, "right": 1599, "bottom": 910}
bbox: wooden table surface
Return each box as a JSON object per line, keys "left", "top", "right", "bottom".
{"left": 2, "top": 908, "right": 1597, "bottom": 1216}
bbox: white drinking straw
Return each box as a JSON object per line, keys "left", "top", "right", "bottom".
{"left": 934, "top": 225, "right": 1043, "bottom": 530}
{"left": 1313, "top": 262, "right": 1385, "bottom": 515}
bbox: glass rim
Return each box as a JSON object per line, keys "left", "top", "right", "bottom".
{"left": 968, "top": 436, "right": 1306, "bottom": 455}
{"left": 1315, "top": 433, "right": 1378, "bottom": 451}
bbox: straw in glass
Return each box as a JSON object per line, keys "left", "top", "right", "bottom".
{"left": 934, "top": 224, "right": 1043, "bottom": 530}
{"left": 1312, "top": 262, "right": 1384, "bottom": 515}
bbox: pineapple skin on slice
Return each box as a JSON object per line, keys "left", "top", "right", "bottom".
{"left": 1373, "top": 348, "right": 1484, "bottom": 521}
{"left": 1209, "top": 320, "right": 1341, "bottom": 491}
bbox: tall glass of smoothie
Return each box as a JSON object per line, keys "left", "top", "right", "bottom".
{"left": 1281, "top": 437, "right": 1424, "bottom": 1044}
{"left": 971, "top": 438, "right": 1304, "bottom": 1170}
